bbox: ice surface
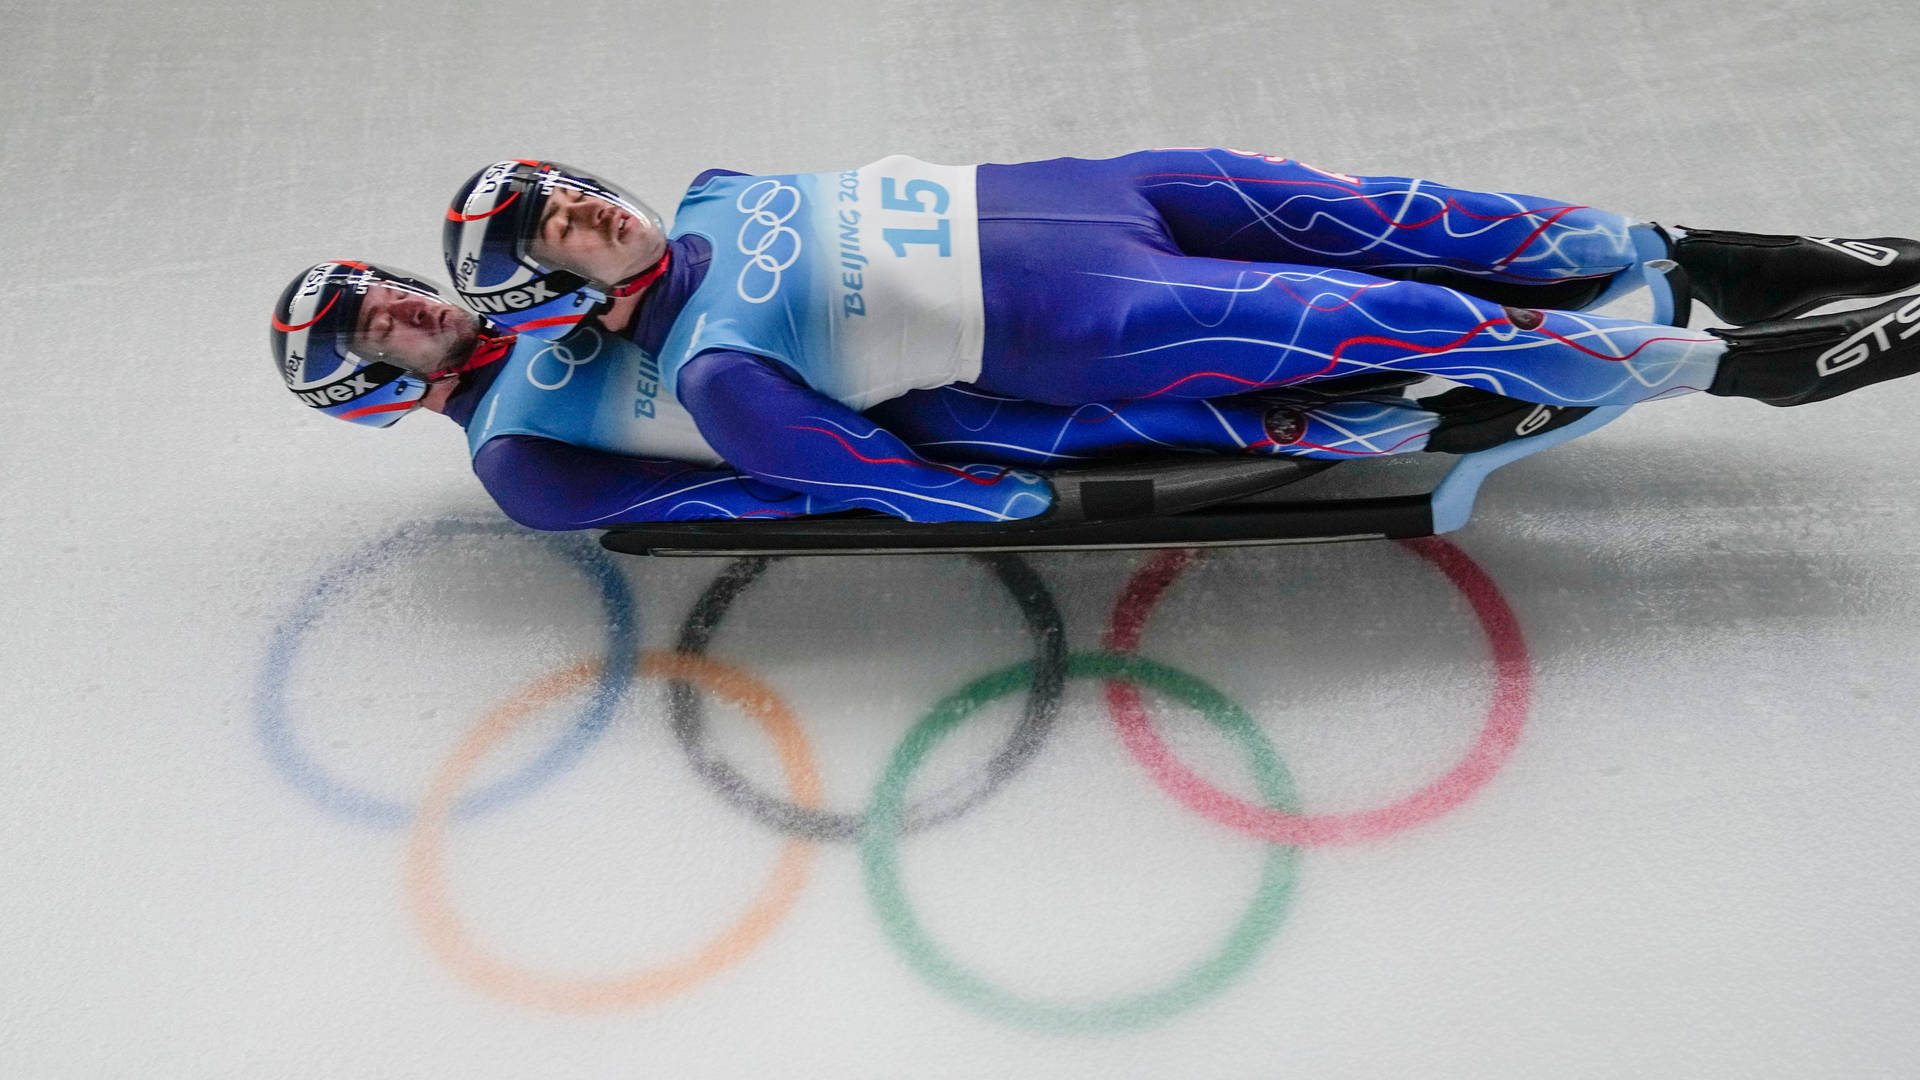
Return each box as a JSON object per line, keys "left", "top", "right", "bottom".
{"left": 4, "top": 1, "right": 1920, "bottom": 1077}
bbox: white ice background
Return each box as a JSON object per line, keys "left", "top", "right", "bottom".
{"left": 3, "top": 1, "right": 1920, "bottom": 1077}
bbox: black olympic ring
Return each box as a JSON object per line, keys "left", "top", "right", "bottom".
{"left": 668, "top": 555, "right": 1067, "bottom": 842}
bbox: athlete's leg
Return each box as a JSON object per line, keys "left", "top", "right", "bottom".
{"left": 979, "top": 253, "right": 1725, "bottom": 407}
{"left": 871, "top": 384, "right": 1443, "bottom": 463}
{"left": 1103, "top": 149, "right": 1920, "bottom": 324}
{"left": 1118, "top": 148, "right": 1641, "bottom": 293}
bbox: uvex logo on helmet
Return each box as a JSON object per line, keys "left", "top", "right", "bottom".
{"left": 292, "top": 366, "right": 402, "bottom": 409}
{"left": 463, "top": 278, "right": 564, "bottom": 314}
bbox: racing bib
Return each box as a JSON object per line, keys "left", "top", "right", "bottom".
{"left": 660, "top": 155, "right": 984, "bottom": 409}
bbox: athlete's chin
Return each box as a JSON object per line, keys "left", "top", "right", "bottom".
{"left": 440, "top": 320, "right": 481, "bottom": 367}
{"left": 617, "top": 237, "right": 667, "bottom": 280}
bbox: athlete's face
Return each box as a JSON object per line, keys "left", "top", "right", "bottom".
{"left": 527, "top": 187, "right": 666, "bottom": 287}
{"left": 353, "top": 283, "right": 481, "bottom": 376}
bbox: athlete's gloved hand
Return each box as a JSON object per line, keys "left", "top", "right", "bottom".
{"left": 677, "top": 349, "right": 1053, "bottom": 522}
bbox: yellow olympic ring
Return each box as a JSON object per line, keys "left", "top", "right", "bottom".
{"left": 403, "top": 651, "right": 822, "bottom": 1013}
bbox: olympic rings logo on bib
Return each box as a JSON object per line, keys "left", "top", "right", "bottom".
{"left": 524, "top": 327, "right": 605, "bottom": 391}
{"left": 734, "top": 179, "right": 803, "bottom": 304}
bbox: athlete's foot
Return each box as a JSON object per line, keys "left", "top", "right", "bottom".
{"left": 1708, "top": 293, "right": 1920, "bottom": 406}
{"left": 1418, "top": 387, "right": 1593, "bottom": 455}
{"left": 1668, "top": 226, "right": 1920, "bottom": 325}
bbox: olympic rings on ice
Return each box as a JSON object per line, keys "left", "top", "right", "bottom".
{"left": 404, "top": 651, "right": 820, "bottom": 1013}
{"left": 668, "top": 555, "right": 1067, "bottom": 841}
{"left": 1101, "top": 539, "right": 1531, "bottom": 846}
{"left": 862, "top": 652, "right": 1299, "bottom": 1033}
{"left": 254, "top": 520, "right": 639, "bottom": 827}
{"left": 257, "top": 531, "right": 1534, "bottom": 1033}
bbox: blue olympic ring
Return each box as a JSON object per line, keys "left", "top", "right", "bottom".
{"left": 253, "top": 519, "right": 640, "bottom": 827}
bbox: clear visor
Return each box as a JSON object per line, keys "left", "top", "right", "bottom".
{"left": 516, "top": 170, "right": 666, "bottom": 282}
{"left": 346, "top": 278, "right": 484, "bottom": 377}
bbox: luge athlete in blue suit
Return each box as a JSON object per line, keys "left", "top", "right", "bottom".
{"left": 270, "top": 260, "right": 1466, "bottom": 526}
{"left": 271, "top": 150, "right": 1920, "bottom": 528}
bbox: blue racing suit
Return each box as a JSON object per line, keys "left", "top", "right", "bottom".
{"left": 453, "top": 320, "right": 1437, "bottom": 529}
{"left": 461, "top": 149, "right": 1721, "bottom": 527}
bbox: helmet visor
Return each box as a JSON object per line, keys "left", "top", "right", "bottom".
{"left": 515, "top": 167, "right": 661, "bottom": 259}
{"left": 446, "top": 160, "right": 666, "bottom": 338}
{"left": 513, "top": 164, "right": 665, "bottom": 284}
{"left": 272, "top": 262, "right": 460, "bottom": 428}
{"left": 344, "top": 277, "right": 483, "bottom": 376}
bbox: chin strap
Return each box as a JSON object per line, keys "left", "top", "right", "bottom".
{"left": 608, "top": 248, "right": 672, "bottom": 299}
{"left": 425, "top": 330, "right": 517, "bottom": 382}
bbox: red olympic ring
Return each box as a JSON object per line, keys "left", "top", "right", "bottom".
{"left": 1102, "top": 538, "right": 1531, "bottom": 846}
{"left": 404, "top": 651, "right": 821, "bottom": 1013}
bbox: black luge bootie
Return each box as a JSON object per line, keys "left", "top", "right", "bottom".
{"left": 1672, "top": 227, "right": 1920, "bottom": 325}
{"left": 1419, "top": 387, "right": 1594, "bottom": 454}
{"left": 1708, "top": 293, "right": 1920, "bottom": 406}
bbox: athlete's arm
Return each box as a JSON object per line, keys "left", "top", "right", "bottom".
{"left": 471, "top": 433, "right": 853, "bottom": 529}
{"left": 675, "top": 349, "right": 1054, "bottom": 523}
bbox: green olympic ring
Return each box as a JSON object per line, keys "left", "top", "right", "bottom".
{"left": 861, "top": 652, "right": 1300, "bottom": 1034}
